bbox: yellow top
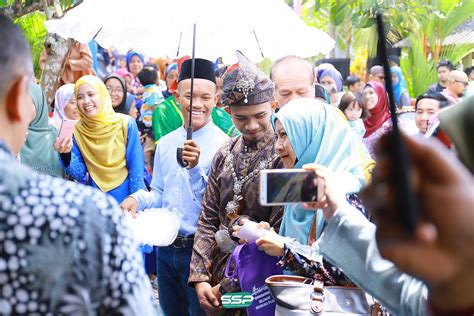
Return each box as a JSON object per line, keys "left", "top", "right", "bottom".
{"left": 74, "top": 75, "right": 129, "bottom": 192}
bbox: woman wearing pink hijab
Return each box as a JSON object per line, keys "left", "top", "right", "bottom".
{"left": 362, "top": 81, "right": 392, "bottom": 157}
{"left": 51, "top": 84, "right": 80, "bottom": 130}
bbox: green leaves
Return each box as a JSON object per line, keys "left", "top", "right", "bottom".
{"left": 15, "top": 11, "right": 47, "bottom": 79}
{"left": 0, "top": 0, "right": 15, "bottom": 7}
{"left": 329, "top": 2, "right": 350, "bottom": 26}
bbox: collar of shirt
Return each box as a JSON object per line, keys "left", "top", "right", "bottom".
{"left": 240, "top": 128, "right": 275, "bottom": 153}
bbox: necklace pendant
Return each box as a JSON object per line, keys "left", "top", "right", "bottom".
{"left": 226, "top": 200, "right": 238, "bottom": 214}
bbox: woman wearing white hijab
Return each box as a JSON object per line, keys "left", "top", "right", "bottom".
{"left": 51, "top": 84, "right": 80, "bottom": 130}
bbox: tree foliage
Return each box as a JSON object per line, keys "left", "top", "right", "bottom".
{"left": 1, "top": 0, "right": 81, "bottom": 79}
{"left": 301, "top": 0, "right": 473, "bottom": 95}
{"left": 14, "top": 11, "right": 47, "bottom": 79}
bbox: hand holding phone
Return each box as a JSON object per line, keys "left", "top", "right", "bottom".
{"left": 54, "top": 119, "right": 75, "bottom": 153}
{"left": 302, "top": 164, "right": 345, "bottom": 222}
{"left": 260, "top": 169, "right": 321, "bottom": 206}
{"left": 58, "top": 119, "right": 75, "bottom": 143}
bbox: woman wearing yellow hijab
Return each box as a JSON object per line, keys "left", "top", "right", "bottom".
{"left": 56, "top": 75, "right": 145, "bottom": 203}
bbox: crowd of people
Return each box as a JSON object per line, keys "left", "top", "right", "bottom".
{"left": 1, "top": 13, "right": 473, "bottom": 316}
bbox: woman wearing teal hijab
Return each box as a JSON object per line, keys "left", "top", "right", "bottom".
{"left": 271, "top": 98, "right": 365, "bottom": 245}
{"left": 20, "top": 83, "right": 63, "bottom": 178}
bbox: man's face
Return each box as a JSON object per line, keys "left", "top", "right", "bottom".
{"left": 177, "top": 78, "right": 217, "bottom": 131}
{"left": 230, "top": 101, "right": 272, "bottom": 141}
{"left": 451, "top": 78, "right": 468, "bottom": 97}
{"left": 415, "top": 98, "right": 440, "bottom": 134}
{"left": 437, "top": 66, "right": 450, "bottom": 83}
{"left": 349, "top": 82, "right": 364, "bottom": 93}
{"left": 274, "top": 63, "right": 314, "bottom": 107}
{"left": 370, "top": 73, "right": 385, "bottom": 84}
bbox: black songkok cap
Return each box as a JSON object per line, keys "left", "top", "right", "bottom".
{"left": 415, "top": 92, "right": 448, "bottom": 109}
{"left": 178, "top": 58, "right": 216, "bottom": 84}
{"left": 221, "top": 50, "right": 274, "bottom": 106}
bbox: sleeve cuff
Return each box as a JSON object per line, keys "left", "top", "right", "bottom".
{"left": 188, "top": 164, "right": 205, "bottom": 183}
{"left": 129, "top": 191, "right": 145, "bottom": 210}
{"left": 60, "top": 152, "right": 72, "bottom": 167}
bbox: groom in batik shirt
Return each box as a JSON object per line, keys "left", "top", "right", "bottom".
{"left": 188, "top": 51, "right": 283, "bottom": 314}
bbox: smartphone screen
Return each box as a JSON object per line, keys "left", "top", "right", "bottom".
{"left": 260, "top": 170, "right": 318, "bottom": 205}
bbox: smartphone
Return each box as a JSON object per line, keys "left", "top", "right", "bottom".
{"left": 260, "top": 169, "right": 321, "bottom": 206}
{"left": 58, "top": 119, "right": 76, "bottom": 143}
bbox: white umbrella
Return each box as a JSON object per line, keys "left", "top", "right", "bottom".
{"left": 44, "top": 0, "right": 334, "bottom": 63}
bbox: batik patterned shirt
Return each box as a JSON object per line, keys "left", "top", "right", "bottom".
{"left": 188, "top": 131, "right": 283, "bottom": 289}
{"left": 0, "top": 141, "right": 157, "bottom": 315}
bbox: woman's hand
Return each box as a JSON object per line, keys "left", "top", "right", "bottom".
{"left": 54, "top": 137, "right": 73, "bottom": 153}
{"left": 256, "top": 229, "right": 285, "bottom": 256}
{"left": 302, "top": 163, "right": 347, "bottom": 222}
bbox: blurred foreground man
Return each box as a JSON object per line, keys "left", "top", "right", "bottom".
{"left": 0, "top": 14, "right": 156, "bottom": 315}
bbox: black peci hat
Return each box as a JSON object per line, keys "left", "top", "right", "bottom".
{"left": 178, "top": 58, "right": 216, "bottom": 84}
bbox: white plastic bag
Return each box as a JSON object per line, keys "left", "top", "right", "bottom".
{"left": 125, "top": 208, "right": 180, "bottom": 246}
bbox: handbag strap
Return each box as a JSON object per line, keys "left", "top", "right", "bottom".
{"left": 309, "top": 279, "right": 324, "bottom": 314}
{"left": 309, "top": 280, "right": 388, "bottom": 315}
{"left": 224, "top": 244, "right": 243, "bottom": 281}
{"left": 308, "top": 212, "right": 317, "bottom": 246}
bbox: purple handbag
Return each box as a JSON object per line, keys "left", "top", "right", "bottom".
{"left": 225, "top": 242, "right": 283, "bottom": 316}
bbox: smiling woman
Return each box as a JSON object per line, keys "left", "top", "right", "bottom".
{"left": 271, "top": 98, "right": 365, "bottom": 245}
{"left": 362, "top": 81, "right": 392, "bottom": 158}
{"left": 54, "top": 75, "right": 145, "bottom": 204}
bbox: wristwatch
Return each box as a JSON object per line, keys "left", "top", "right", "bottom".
{"left": 219, "top": 285, "right": 227, "bottom": 295}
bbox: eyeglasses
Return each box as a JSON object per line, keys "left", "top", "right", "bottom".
{"left": 454, "top": 80, "right": 468, "bottom": 87}
{"left": 106, "top": 86, "right": 124, "bottom": 94}
{"left": 377, "top": 75, "right": 385, "bottom": 80}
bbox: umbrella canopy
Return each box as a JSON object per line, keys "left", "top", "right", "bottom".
{"left": 44, "top": 0, "right": 334, "bottom": 63}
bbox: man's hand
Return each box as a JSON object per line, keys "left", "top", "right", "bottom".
{"left": 54, "top": 137, "right": 73, "bottom": 154}
{"left": 362, "top": 134, "right": 474, "bottom": 312}
{"left": 120, "top": 197, "right": 138, "bottom": 218}
{"left": 182, "top": 139, "right": 200, "bottom": 169}
{"left": 195, "top": 282, "right": 223, "bottom": 314}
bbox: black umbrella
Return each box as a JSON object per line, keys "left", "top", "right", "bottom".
{"left": 375, "top": 12, "right": 420, "bottom": 232}
{"left": 176, "top": 23, "right": 196, "bottom": 168}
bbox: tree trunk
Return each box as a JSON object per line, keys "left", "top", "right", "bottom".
{"left": 39, "top": 34, "right": 73, "bottom": 109}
